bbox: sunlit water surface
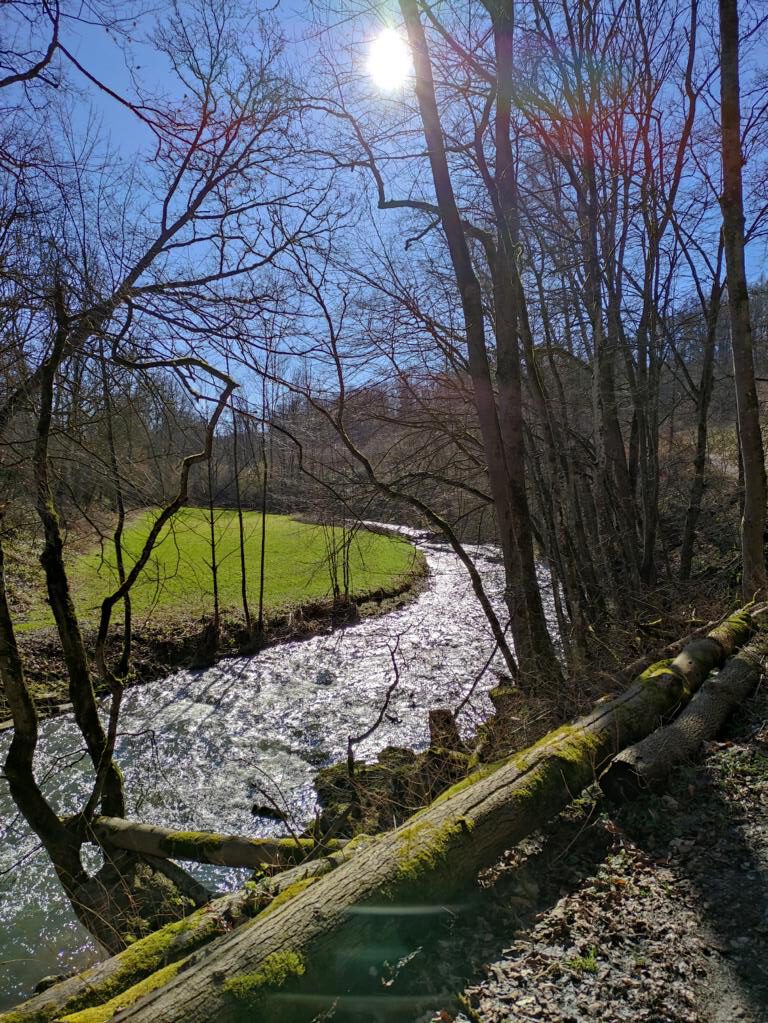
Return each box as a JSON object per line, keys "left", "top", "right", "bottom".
{"left": 0, "top": 529, "right": 552, "bottom": 1008}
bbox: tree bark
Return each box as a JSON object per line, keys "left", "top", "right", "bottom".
{"left": 486, "top": 0, "right": 562, "bottom": 676}
{"left": 600, "top": 629, "right": 767, "bottom": 800}
{"left": 34, "top": 296, "right": 125, "bottom": 817}
{"left": 719, "top": 0, "right": 767, "bottom": 600}
{"left": 207, "top": 456, "right": 221, "bottom": 640}
{"left": 40, "top": 610, "right": 752, "bottom": 1023}
{"left": 10, "top": 315, "right": 240, "bottom": 953}
{"left": 4, "top": 853, "right": 349, "bottom": 1023}
{"left": 100, "top": 343, "right": 132, "bottom": 678}
{"left": 231, "top": 400, "right": 252, "bottom": 634}
{"left": 0, "top": 525, "right": 87, "bottom": 892}
{"left": 679, "top": 264, "right": 723, "bottom": 581}
{"left": 399, "top": 0, "right": 559, "bottom": 682}
{"left": 89, "top": 817, "right": 343, "bottom": 870}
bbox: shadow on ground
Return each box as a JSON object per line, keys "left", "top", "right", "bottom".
{"left": 457, "top": 684, "right": 768, "bottom": 1023}
{"left": 614, "top": 692, "right": 768, "bottom": 1022}
{"left": 258, "top": 811, "right": 615, "bottom": 1023}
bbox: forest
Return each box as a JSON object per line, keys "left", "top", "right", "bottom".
{"left": 1, "top": 0, "right": 768, "bottom": 1020}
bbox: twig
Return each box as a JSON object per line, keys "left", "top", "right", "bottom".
{"left": 453, "top": 621, "right": 511, "bottom": 718}
{"left": 347, "top": 639, "right": 401, "bottom": 779}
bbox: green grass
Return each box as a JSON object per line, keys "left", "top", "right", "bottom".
{"left": 563, "top": 946, "right": 599, "bottom": 974}
{"left": 19, "top": 510, "right": 423, "bottom": 630}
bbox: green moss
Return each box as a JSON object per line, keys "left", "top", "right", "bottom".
{"left": 396, "top": 815, "right": 474, "bottom": 884}
{"left": 430, "top": 760, "right": 506, "bottom": 805}
{"left": 30, "top": 902, "right": 219, "bottom": 1021}
{"left": 222, "top": 951, "right": 306, "bottom": 1001}
{"left": 60, "top": 961, "right": 185, "bottom": 1023}
{"left": 507, "top": 762, "right": 549, "bottom": 800}
{"left": 257, "top": 878, "right": 318, "bottom": 920}
{"left": 726, "top": 609, "right": 752, "bottom": 627}
{"left": 710, "top": 610, "right": 753, "bottom": 653}
{"left": 502, "top": 727, "right": 606, "bottom": 813}
{"left": 634, "top": 659, "right": 692, "bottom": 714}
{"left": 563, "top": 946, "right": 599, "bottom": 975}
{"left": 158, "top": 830, "right": 224, "bottom": 860}
{"left": 273, "top": 837, "right": 342, "bottom": 857}
{"left": 719, "top": 748, "right": 768, "bottom": 781}
{"left": 626, "top": 615, "right": 754, "bottom": 727}
{"left": 488, "top": 685, "right": 514, "bottom": 699}
{"left": 343, "top": 833, "right": 372, "bottom": 853}
{"left": 637, "top": 658, "right": 673, "bottom": 681}
{"left": 512, "top": 724, "right": 601, "bottom": 769}
{"left": 421, "top": 725, "right": 601, "bottom": 821}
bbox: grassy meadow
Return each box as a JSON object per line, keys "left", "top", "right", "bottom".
{"left": 17, "top": 510, "right": 423, "bottom": 630}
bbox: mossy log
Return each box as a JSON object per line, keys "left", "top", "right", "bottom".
{"left": 1, "top": 853, "right": 350, "bottom": 1023}
{"left": 89, "top": 817, "right": 343, "bottom": 870}
{"left": 600, "top": 630, "right": 768, "bottom": 800}
{"left": 27, "top": 609, "right": 749, "bottom": 1023}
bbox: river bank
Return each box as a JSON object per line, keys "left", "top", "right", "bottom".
{"left": 0, "top": 559, "right": 428, "bottom": 729}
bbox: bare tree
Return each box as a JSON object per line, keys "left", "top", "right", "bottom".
{"left": 719, "top": 0, "right": 767, "bottom": 599}
{"left": 0, "top": 0, "right": 329, "bottom": 951}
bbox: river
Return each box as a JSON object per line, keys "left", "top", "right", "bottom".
{"left": 0, "top": 528, "right": 549, "bottom": 1009}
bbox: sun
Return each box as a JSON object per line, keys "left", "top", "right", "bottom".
{"left": 367, "top": 28, "right": 411, "bottom": 91}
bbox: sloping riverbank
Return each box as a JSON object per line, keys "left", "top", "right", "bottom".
{"left": 0, "top": 563, "right": 428, "bottom": 729}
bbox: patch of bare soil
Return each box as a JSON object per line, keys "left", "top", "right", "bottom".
{"left": 440, "top": 683, "right": 768, "bottom": 1023}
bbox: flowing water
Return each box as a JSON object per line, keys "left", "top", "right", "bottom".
{"left": 0, "top": 528, "right": 549, "bottom": 1009}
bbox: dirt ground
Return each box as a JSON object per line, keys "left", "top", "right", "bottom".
{"left": 425, "top": 681, "right": 768, "bottom": 1023}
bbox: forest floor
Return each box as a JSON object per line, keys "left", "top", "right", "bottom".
{"left": 419, "top": 679, "right": 768, "bottom": 1023}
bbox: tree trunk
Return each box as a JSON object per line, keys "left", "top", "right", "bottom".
{"left": 680, "top": 269, "right": 723, "bottom": 581}
{"left": 719, "top": 0, "right": 767, "bottom": 600}
{"left": 42, "top": 610, "right": 752, "bottom": 1023}
{"left": 100, "top": 344, "right": 132, "bottom": 678}
{"left": 600, "top": 629, "right": 767, "bottom": 800}
{"left": 8, "top": 319, "right": 239, "bottom": 955}
{"left": 207, "top": 455, "right": 220, "bottom": 639}
{"left": 33, "top": 303, "right": 125, "bottom": 817}
{"left": 581, "top": 137, "right": 640, "bottom": 593}
{"left": 487, "top": 0, "right": 563, "bottom": 679}
{"left": 5, "top": 853, "right": 349, "bottom": 1023}
{"left": 231, "top": 400, "right": 252, "bottom": 634}
{"left": 0, "top": 525, "right": 88, "bottom": 895}
{"left": 89, "top": 817, "right": 343, "bottom": 870}
{"left": 68, "top": 849, "right": 210, "bottom": 957}
{"left": 258, "top": 405, "right": 269, "bottom": 635}
{"left": 400, "top": 0, "right": 559, "bottom": 681}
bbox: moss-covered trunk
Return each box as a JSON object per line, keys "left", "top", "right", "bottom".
{"left": 13, "top": 609, "right": 750, "bottom": 1023}
{"left": 3, "top": 852, "right": 350, "bottom": 1023}
{"left": 89, "top": 817, "right": 343, "bottom": 870}
{"left": 601, "top": 628, "right": 768, "bottom": 799}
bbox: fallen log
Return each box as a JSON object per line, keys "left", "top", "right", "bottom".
{"left": 36, "top": 609, "right": 748, "bottom": 1023}
{"left": 600, "top": 630, "right": 768, "bottom": 800}
{"left": 3, "top": 850, "right": 353, "bottom": 1023}
{"left": 88, "top": 817, "right": 343, "bottom": 869}
{"left": 611, "top": 613, "right": 725, "bottom": 686}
